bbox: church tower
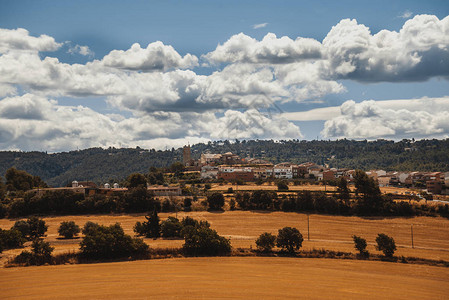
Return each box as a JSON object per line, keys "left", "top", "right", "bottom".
{"left": 183, "top": 145, "right": 191, "bottom": 166}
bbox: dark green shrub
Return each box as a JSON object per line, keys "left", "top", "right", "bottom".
{"left": 0, "top": 228, "right": 26, "bottom": 249}
{"left": 182, "top": 225, "right": 231, "bottom": 256}
{"left": 27, "top": 216, "right": 48, "bottom": 239}
{"left": 12, "top": 217, "right": 48, "bottom": 240}
{"left": 207, "top": 192, "right": 225, "bottom": 211}
{"left": 133, "top": 210, "right": 160, "bottom": 238}
{"left": 255, "top": 232, "right": 276, "bottom": 252}
{"left": 30, "top": 239, "right": 54, "bottom": 265}
{"left": 161, "top": 217, "right": 182, "bottom": 238}
{"left": 276, "top": 227, "right": 303, "bottom": 254}
{"left": 80, "top": 222, "right": 149, "bottom": 259}
{"left": 58, "top": 221, "right": 81, "bottom": 239}
{"left": 352, "top": 235, "right": 369, "bottom": 257}
{"left": 277, "top": 181, "right": 289, "bottom": 191}
{"left": 161, "top": 199, "right": 175, "bottom": 212}
{"left": 12, "top": 220, "right": 30, "bottom": 239}
{"left": 375, "top": 233, "right": 396, "bottom": 257}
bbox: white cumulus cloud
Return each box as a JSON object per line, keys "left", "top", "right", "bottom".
{"left": 321, "top": 99, "right": 449, "bottom": 139}
{"left": 102, "top": 41, "right": 198, "bottom": 71}
{"left": 0, "top": 28, "right": 61, "bottom": 53}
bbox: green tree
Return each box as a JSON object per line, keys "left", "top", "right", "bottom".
{"left": 182, "top": 224, "right": 231, "bottom": 256}
{"left": 207, "top": 192, "right": 225, "bottom": 211}
{"left": 126, "top": 173, "right": 147, "bottom": 188}
{"left": 277, "top": 180, "right": 289, "bottom": 191}
{"left": 276, "top": 227, "right": 303, "bottom": 254}
{"left": 134, "top": 210, "right": 160, "bottom": 238}
{"left": 160, "top": 216, "right": 182, "bottom": 238}
{"left": 13, "top": 217, "right": 48, "bottom": 240}
{"left": 170, "top": 162, "right": 185, "bottom": 174}
{"left": 337, "top": 177, "right": 351, "bottom": 204}
{"left": 255, "top": 232, "right": 276, "bottom": 252}
{"left": 354, "top": 170, "right": 389, "bottom": 215}
{"left": 375, "top": 233, "right": 396, "bottom": 257}
{"left": 12, "top": 220, "right": 30, "bottom": 239}
{"left": 5, "top": 167, "right": 47, "bottom": 192}
{"left": 80, "top": 222, "right": 149, "bottom": 259}
{"left": 27, "top": 216, "right": 48, "bottom": 239}
{"left": 352, "top": 235, "right": 369, "bottom": 257}
{"left": 31, "top": 239, "right": 54, "bottom": 265}
{"left": 0, "top": 228, "right": 26, "bottom": 250}
{"left": 58, "top": 221, "right": 81, "bottom": 239}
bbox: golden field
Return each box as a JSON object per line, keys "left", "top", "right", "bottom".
{"left": 1, "top": 211, "right": 449, "bottom": 264}
{"left": 1, "top": 257, "right": 448, "bottom": 299}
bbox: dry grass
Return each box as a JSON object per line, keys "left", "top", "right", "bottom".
{"left": 1, "top": 211, "right": 449, "bottom": 265}
{"left": 1, "top": 257, "right": 448, "bottom": 299}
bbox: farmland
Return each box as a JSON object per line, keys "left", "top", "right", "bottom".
{"left": 1, "top": 257, "right": 448, "bottom": 299}
{"left": 1, "top": 211, "right": 449, "bottom": 264}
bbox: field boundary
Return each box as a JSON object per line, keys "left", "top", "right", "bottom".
{"left": 5, "top": 247, "right": 449, "bottom": 269}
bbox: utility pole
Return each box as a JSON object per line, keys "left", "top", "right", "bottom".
{"left": 411, "top": 224, "right": 414, "bottom": 249}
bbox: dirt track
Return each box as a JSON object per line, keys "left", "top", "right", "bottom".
{"left": 1, "top": 257, "right": 448, "bottom": 299}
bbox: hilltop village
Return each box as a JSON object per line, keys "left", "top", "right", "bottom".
{"left": 180, "top": 146, "right": 449, "bottom": 195}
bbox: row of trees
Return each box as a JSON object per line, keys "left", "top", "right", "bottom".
{"left": 6, "top": 215, "right": 232, "bottom": 265}
{"left": 254, "top": 227, "right": 397, "bottom": 258}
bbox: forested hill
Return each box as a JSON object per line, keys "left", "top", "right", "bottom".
{"left": 0, "top": 139, "right": 448, "bottom": 187}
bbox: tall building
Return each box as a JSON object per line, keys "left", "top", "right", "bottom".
{"left": 183, "top": 145, "right": 191, "bottom": 166}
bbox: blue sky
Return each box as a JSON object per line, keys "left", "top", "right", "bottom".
{"left": 0, "top": 0, "right": 448, "bottom": 151}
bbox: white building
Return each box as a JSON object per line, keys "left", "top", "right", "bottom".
{"left": 274, "top": 163, "right": 293, "bottom": 179}
{"left": 201, "top": 165, "right": 219, "bottom": 179}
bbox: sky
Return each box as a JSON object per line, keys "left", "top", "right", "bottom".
{"left": 0, "top": 0, "right": 448, "bottom": 152}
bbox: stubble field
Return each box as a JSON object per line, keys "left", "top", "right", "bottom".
{"left": 1, "top": 211, "right": 449, "bottom": 299}
{"left": 1, "top": 257, "right": 449, "bottom": 299}
{"left": 1, "top": 211, "right": 449, "bottom": 263}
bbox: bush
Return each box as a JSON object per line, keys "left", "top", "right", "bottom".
{"left": 375, "top": 233, "right": 396, "bottom": 257}
{"left": 27, "top": 216, "right": 48, "bottom": 239}
{"left": 352, "top": 235, "right": 369, "bottom": 257}
{"left": 255, "top": 232, "right": 276, "bottom": 252}
{"left": 30, "top": 239, "right": 54, "bottom": 265}
{"left": 182, "top": 225, "right": 231, "bottom": 256}
{"left": 229, "top": 198, "right": 236, "bottom": 210}
{"left": 133, "top": 210, "right": 160, "bottom": 238}
{"left": 207, "top": 192, "right": 225, "bottom": 211}
{"left": 276, "top": 227, "right": 303, "bottom": 254}
{"left": 58, "top": 221, "right": 81, "bottom": 239}
{"left": 161, "top": 199, "right": 175, "bottom": 212}
{"left": 13, "top": 239, "right": 54, "bottom": 265}
{"left": 12, "top": 216, "right": 48, "bottom": 240}
{"left": 12, "top": 220, "right": 30, "bottom": 239}
{"left": 183, "top": 198, "right": 192, "bottom": 211}
{"left": 80, "top": 222, "right": 149, "bottom": 259}
{"left": 0, "top": 228, "right": 26, "bottom": 250}
{"left": 277, "top": 181, "right": 289, "bottom": 191}
{"left": 161, "top": 217, "right": 182, "bottom": 238}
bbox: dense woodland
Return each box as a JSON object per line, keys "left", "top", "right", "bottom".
{"left": 0, "top": 139, "right": 448, "bottom": 187}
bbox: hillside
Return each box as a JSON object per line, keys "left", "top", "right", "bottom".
{"left": 0, "top": 139, "right": 448, "bottom": 187}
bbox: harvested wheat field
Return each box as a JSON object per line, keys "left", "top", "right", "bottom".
{"left": 1, "top": 211, "right": 449, "bottom": 264}
{"left": 1, "top": 257, "right": 449, "bottom": 299}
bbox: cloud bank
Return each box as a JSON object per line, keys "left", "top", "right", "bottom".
{"left": 0, "top": 14, "right": 448, "bottom": 151}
